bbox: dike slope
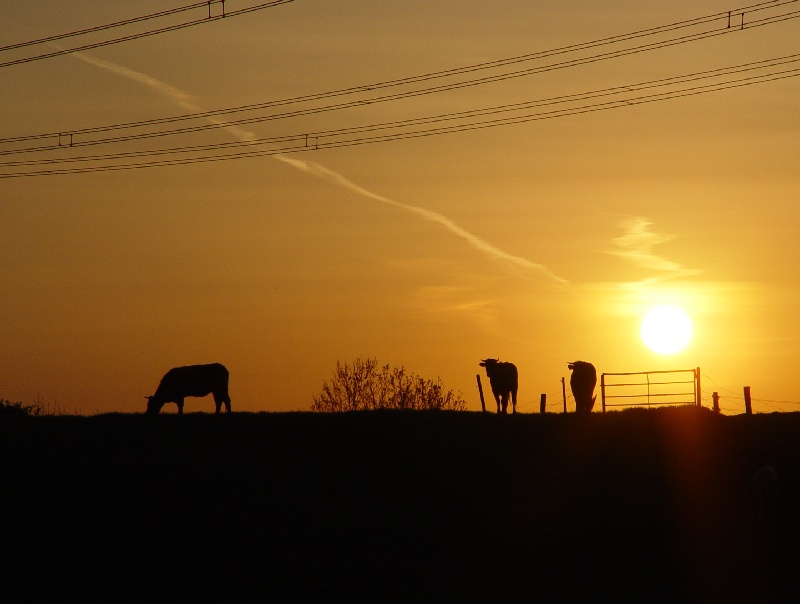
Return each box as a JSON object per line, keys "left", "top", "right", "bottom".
{"left": 2, "top": 408, "right": 799, "bottom": 600}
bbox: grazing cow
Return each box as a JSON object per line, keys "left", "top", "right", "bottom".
{"left": 753, "top": 464, "right": 780, "bottom": 526}
{"left": 146, "top": 363, "right": 231, "bottom": 415}
{"left": 568, "top": 361, "right": 597, "bottom": 414}
{"left": 479, "top": 358, "right": 518, "bottom": 414}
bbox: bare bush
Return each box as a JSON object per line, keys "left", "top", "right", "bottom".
{"left": 0, "top": 398, "right": 43, "bottom": 417}
{"left": 312, "top": 357, "right": 467, "bottom": 412}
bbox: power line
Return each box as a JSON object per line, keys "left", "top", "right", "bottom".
{"left": 3, "top": 2, "right": 799, "bottom": 176}
{"left": 7, "top": 51, "right": 799, "bottom": 158}
{"left": 0, "top": 1, "right": 212, "bottom": 52}
{"left": 4, "top": 0, "right": 788, "bottom": 68}
{"left": 0, "top": 0, "right": 297, "bottom": 69}
{"left": 1, "top": 56, "right": 797, "bottom": 178}
{"left": 3, "top": 0, "right": 799, "bottom": 148}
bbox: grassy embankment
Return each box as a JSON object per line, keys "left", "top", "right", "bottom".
{"left": 2, "top": 408, "right": 799, "bottom": 600}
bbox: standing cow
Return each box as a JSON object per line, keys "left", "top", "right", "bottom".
{"left": 146, "top": 363, "right": 231, "bottom": 415}
{"left": 568, "top": 360, "right": 597, "bottom": 414}
{"left": 479, "top": 358, "right": 518, "bottom": 414}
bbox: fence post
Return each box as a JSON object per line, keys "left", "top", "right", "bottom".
{"left": 561, "top": 377, "right": 567, "bottom": 414}
{"left": 476, "top": 375, "right": 486, "bottom": 413}
{"left": 695, "top": 367, "right": 702, "bottom": 407}
{"left": 712, "top": 392, "right": 720, "bottom": 414}
{"left": 540, "top": 393, "right": 546, "bottom": 414}
{"left": 744, "top": 386, "right": 752, "bottom": 415}
{"left": 601, "top": 373, "right": 606, "bottom": 413}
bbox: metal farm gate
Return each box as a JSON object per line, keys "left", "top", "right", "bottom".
{"left": 600, "top": 368, "right": 701, "bottom": 412}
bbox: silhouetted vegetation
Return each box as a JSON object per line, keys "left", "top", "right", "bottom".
{"left": 0, "top": 397, "right": 42, "bottom": 417}
{"left": 312, "top": 356, "right": 467, "bottom": 411}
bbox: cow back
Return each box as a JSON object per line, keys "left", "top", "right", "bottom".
{"left": 155, "top": 363, "right": 229, "bottom": 401}
{"left": 569, "top": 361, "right": 597, "bottom": 412}
{"left": 488, "top": 362, "right": 518, "bottom": 394}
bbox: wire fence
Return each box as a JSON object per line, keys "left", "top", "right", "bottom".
{"left": 508, "top": 370, "right": 800, "bottom": 416}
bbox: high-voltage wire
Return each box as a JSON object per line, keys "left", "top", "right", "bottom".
{"left": 0, "top": 0, "right": 800, "bottom": 155}
{"left": 0, "top": 0, "right": 296, "bottom": 68}
{"left": 2, "top": 58, "right": 797, "bottom": 178}
{"left": 2, "top": 52, "right": 798, "bottom": 165}
{"left": 0, "top": 1, "right": 213, "bottom": 52}
{"left": 2, "top": 0, "right": 798, "bottom": 147}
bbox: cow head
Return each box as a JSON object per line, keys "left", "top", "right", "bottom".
{"left": 479, "top": 358, "right": 499, "bottom": 371}
{"left": 145, "top": 396, "right": 164, "bottom": 415}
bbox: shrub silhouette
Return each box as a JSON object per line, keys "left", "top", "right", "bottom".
{"left": 0, "top": 398, "right": 42, "bottom": 417}
{"left": 312, "top": 357, "right": 467, "bottom": 412}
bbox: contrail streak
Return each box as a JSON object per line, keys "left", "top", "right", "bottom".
{"left": 273, "top": 155, "right": 566, "bottom": 282}
{"left": 74, "top": 52, "right": 566, "bottom": 283}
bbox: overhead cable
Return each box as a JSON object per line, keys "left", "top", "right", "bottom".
{"left": 0, "top": 0, "right": 297, "bottom": 69}
{"left": 3, "top": 2, "right": 800, "bottom": 152}
{"left": 2, "top": 52, "right": 798, "bottom": 164}
{"left": 2, "top": 56, "right": 797, "bottom": 178}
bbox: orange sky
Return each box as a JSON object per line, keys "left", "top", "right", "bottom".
{"left": 2, "top": 1, "right": 799, "bottom": 414}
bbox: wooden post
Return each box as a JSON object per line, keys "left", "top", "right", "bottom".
{"left": 712, "top": 392, "right": 720, "bottom": 414}
{"left": 561, "top": 377, "right": 567, "bottom": 414}
{"left": 695, "top": 367, "right": 702, "bottom": 407}
{"left": 540, "top": 393, "right": 546, "bottom": 414}
{"left": 601, "top": 373, "right": 606, "bottom": 413}
{"left": 744, "top": 386, "right": 752, "bottom": 415}
{"left": 476, "top": 374, "right": 486, "bottom": 413}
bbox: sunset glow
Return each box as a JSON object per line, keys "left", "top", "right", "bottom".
{"left": 1, "top": 1, "right": 799, "bottom": 414}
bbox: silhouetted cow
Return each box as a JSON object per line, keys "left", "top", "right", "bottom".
{"left": 146, "top": 363, "right": 231, "bottom": 415}
{"left": 479, "top": 358, "right": 518, "bottom": 414}
{"left": 568, "top": 361, "right": 597, "bottom": 414}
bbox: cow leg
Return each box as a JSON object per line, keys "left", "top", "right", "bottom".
{"left": 511, "top": 388, "right": 518, "bottom": 415}
{"left": 214, "top": 391, "right": 231, "bottom": 413}
{"left": 494, "top": 394, "right": 502, "bottom": 414}
{"left": 500, "top": 394, "right": 509, "bottom": 414}
{"left": 177, "top": 398, "right": 184, "bottom": 414}
{"left": 213, "top": 396, "right": 231, "bottom": 413}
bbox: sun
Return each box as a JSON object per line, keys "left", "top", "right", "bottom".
{"left": 640, "top": 305, "right": 693, "bottom": 354}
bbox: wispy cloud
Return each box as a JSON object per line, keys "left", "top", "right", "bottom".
{"left": 607, "top": 216, "right": 700, "bottom": 282}
{"left": 74, "top": 52, "right": 566, "bottom": 284}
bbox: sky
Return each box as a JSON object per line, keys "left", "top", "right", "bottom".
{"left": 1, "top": 0, "right": 799, "bottom": 414}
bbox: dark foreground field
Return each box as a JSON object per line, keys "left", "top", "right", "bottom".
{"left": 2, "top": 408, "right": 800, "bottom": 601}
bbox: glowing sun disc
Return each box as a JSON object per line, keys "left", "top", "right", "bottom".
{"left": 640, "top": 305, "right": 693, "bottom": 354}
